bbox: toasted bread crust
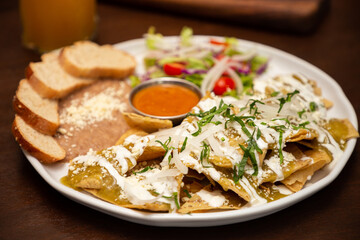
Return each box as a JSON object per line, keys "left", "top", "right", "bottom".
{"left": 12, "top": 116, "right": 65, "bottom": 163}
{"left": 27, "top": 63, "right": 63, "bottom": 98}
{"left": 27, "top": 62, "right": 93, "bottom": 99}
{"left": 59, "top": 42, "right": 136, "bottom": 79}
{"left": 13, "top": 95, "right": 59, "bottom": 135}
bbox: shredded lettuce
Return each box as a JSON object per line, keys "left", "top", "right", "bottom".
{"left": 150, "top": 70, "right": 166, "bottom": 79}
{"left": 185, "top": 74, "right": 204, "bottom": 87}
{"left": 223, "top": 89, "right": 238, "bottom": 98}
{"left": 203, "top": 54, "right": 215, "bottom": 68}
{"left": 145, "top": 26, "right": 163, "bottom": 50}
{"left": 251, "top": 56, "right": 268, "bottom": 71}
{"left": 144, "top": 58, "right": 157, "bottom": 68}
{"left": 158, "top": 57, "right": 185, "bottom": 66}
{"left": 187, "top": 58, "right": 207, "bottom": 70}
{"left": 225, "top": 48, "right": 243, "bottom": 56}
{"left": 180, "top": 26, "right": 193, "bottom": 47}
{"left": 225, "top": 37, "right": 238, "bottom": 48}
{"left": 130, "top": 75, "right": 141, "bottom": 88}
{"left": 241, "top": 73, "right": 255, "bottom": 95}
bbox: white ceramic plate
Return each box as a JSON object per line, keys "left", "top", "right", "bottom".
{"left": 24, "top": 36, "right": 358, "bottom": 227}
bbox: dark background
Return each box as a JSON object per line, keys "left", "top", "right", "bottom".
{"left": 0, "top": 0, "right": 359, "bottom": 239}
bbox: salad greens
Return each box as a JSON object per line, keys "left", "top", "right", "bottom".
{"left": 134, "top": 27, "right": 269, "bottom": 97}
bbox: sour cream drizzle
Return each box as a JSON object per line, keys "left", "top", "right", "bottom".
{"left": 69, "top": 74, "right": 346, "bottom": 209}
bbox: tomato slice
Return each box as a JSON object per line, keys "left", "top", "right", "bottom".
{"left": 163, "top": 63, "right": 185, "bottom": 75}
{"left": 215, "top": 53, "right": 225, "bottom": 61}
{"left": 213, "top": 76, "right": 235, "bottom": 95}
{"left": 210, "top": 39, "right": 229, "bottom": 47}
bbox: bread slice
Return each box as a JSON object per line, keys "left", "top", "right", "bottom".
{"left": 59, "top": 41, "right": 136, "bottom": 79}
{"left": 13, "top": 79, "right": 59, "bottom": 135}
{"left": 12, "top": 115, "right": 66, "bottom": 163}
{"left": 27, "top": 51, "right": 94, "bottom": 99}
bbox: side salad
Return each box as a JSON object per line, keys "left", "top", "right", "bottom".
{"left": 131, "top": 27, "right": 269, "bottom": 97}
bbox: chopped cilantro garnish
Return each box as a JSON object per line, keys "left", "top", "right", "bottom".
{"left": 248, "top": 99, "right": 264, "bottom": 116}
{"left": 188, "top": 100, "right": 229, "bottom": 136}
{"left": 292, "top": 121, "right": 310, "bottom": 130}
{"left": 272, "top": 117, "right": 290, "bottom": 126}
{"left": 309, "top": 102, "right": 317, "bottom": 112}
{"left": 277, "top": 90, "right": 300, "bottom": 113}
{"left": 162, "top": 192, "right": 180, "bottom": 209}
{"left": 180, "top": 137, "right": 188, "bottom": 152}
{"left": 156, "top": 137, "right": 174, "bottom": 163}
{"left": 233, "top": 128, "right": 262, "bottom": 182}
{"left": 183, "top": 189, "right": 192, "bottom": 198}
{"left": 173, "top": 192, "right": 180, "bottom": 209}
{"left": 256, "top": 128, "right": 262, "bottom": 140}
{"left": 156, "top": 137, "right": 172, "bottom": 153}
{"left": 269, "top": 125, "right": 286, "bottom": 164}
{"left": 200, "top": 142, "right": 211, "bottom": 168}
{"left": 271, "top": 91, "right": 280, "bottom": 97}
{"left": 298, "top": 109, "right": 306, "bottom": 118}
{"left": 132, "top": 166, "right": 153, "bottom": 175}
{"left": 278, "top": 132, "right": 284, "bottom": 164}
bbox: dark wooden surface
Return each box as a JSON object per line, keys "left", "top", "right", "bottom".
{"left": 110, "top": 0, "right": 329, "bottom": 33}
{"left": 1, "top": 1, "right": 359, "bottom": 239}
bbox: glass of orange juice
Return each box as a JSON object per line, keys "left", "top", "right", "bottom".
{"left": 20, "top": 0, "right": 98, "bottom": 53}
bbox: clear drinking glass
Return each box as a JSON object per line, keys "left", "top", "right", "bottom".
{"left": 20, "top": 0, "right": 98, "bottom": 53}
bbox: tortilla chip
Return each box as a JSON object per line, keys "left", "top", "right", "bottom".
{"left": 73, "top": 158, "right": 183, "bottom": 212}
{"left": 178, "top": 185, "right": 244, "bottom": 214}
{"left": 116, "top": 128, "right": 149, "bottom": 145}
{"left": 137, "top": 145, "right": 166, "bottom": 162}
{"left": 208, "top": 156, "right": 232, "bottom": 168}
{"left": 326, "top": 118, "right": 359, "bottom": 141}
{"left": 261, "top": 143, "right": 312, "bottom": 183}
{"left": 287, "top": 129, "right": 318, "bottom": 142}
{"left": 184, "top": 169, "right": 206, "bottom": 181}
{"left": 322, "top": 98, "right": 333, "bottom": 109}
{"left": 281, "top": 149, "right": 331, "bottom": 192}
{"left": 122, "top": 112, "right": 173, "bottom": 133}
{"left": 75, "top": 176, "right": 102, "bottom": 189}
{"left": 85, "top": 189, "right": 170, "bottom": 212}
{"left": 313, "top": 87, "right": 322, "bottom": 96}
{"left": 217, "top": 177, "right": 251, "bottom": 202}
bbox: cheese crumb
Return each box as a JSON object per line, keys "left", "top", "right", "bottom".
{"left": 60, "top": 86, "right": 127, "bottom": 130}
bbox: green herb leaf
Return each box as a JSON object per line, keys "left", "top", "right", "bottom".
{"left": 183, "top": 189, "right": 192, "bottom": 198}
{"left": 132, "top": 166, "right": 153, "bottom": 175}
{"left": 256, "top": 128, "right": 262, "bottom": 140}
{"left": 190, "top": 100, "right": 230, "bottom": 136}
{"left": 200, "top": 142, "right": 212, "bottom": 168}
{"left": 309, "top": 102, "right": 317, "bottom": 112}
{"left": 292, "top": 121, "right": 310, "bottom": 130}
{"left": 180, "top": 137, "right": 188, "bottom": 152}
{"left": 156, "top": 137, "right": 174, "bottom": 163}
{"left": 271, "top": 91, "right": 280, "bottom": 97}
{"left": 163, "top": 192, "right": 180, "bottom": 209}
{"left": 129, "top": 75, "right": 141, "bottom": 88}
{"left": 277, "top": 90, "right": 300, "bottom": 113}
{"left": 297, "top": 109, "right": 306, "bottom": 118}
{"left": 248, "top": 99, "right": 264, "bottom": 116}
{"left": 278, "top": 131, "right": 284, "bottom": 164}
{"left": 233, "top": 144, "right": 249, "bottom": 182}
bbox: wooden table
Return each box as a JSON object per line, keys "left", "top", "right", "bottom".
{"left": 0, "top": 1, "right": 359, "bottom": 239}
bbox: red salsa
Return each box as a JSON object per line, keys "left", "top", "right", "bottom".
{"left": 132, "top": 84, "right": 200, "bottom": 116}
